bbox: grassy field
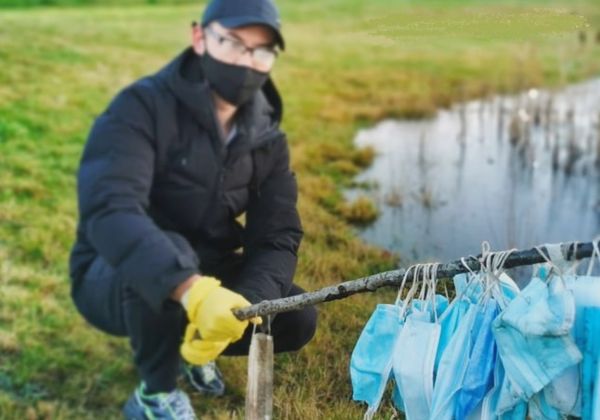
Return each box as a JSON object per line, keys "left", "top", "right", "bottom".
{"left": 1, "top": 0, "right": 599, "bottom": 418}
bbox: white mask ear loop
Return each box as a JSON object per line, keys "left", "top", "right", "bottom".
{"left": 399, "top": 264, "right": 423, "bottom": 319}
{"left": 565, "top": 241, "right": 581, "bottom": 276}
{"left": 586, "top": 237, "right": 600, "bottom": 276}
{"left": 395, "top": 265, "right": 416, "bottom": 306}
{"left": 476, "top": 242, "right": 493, "bottom": 306}
{"left": 535, "top": 244, "right": 567, "bottom": 285}
{"left": 421, "top": 263, "right": 432, "bottom": 313}
{"left": 437, "top": 255, "right": 478, "bottom": 324}
{"left": 489, "top": 248, "right": 515, "bottom": 308}
{"left": 478, "top": 254, "right": 493, "bottom": 306}
{"left": 419, "top": 264, "right": 430, "bottom": 302}
{"left": 424, "top": 263, "right": 434, "bottom": 300}
{"left": 430, "top": 263, "right": 441, "bottom": 324}
{"left": 442, "top": 274, "right": 450, "bottom": 301}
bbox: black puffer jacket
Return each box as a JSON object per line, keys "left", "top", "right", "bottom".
{"left": 69, "top": 47, "right": 303, "bottom": 312}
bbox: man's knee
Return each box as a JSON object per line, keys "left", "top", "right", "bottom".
{"left": 296, "top": 304, "right": 318, "bottom": 349}
{"left": 275, "top": 304, "right": 318, "bottom": 352}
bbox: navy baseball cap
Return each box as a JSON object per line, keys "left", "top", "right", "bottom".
{"left": 201, "top": 0, "right": 285, "bottom": 50}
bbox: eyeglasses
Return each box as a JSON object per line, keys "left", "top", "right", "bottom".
{"left": 204, "top": 25, "right": 278, "bottom": 70}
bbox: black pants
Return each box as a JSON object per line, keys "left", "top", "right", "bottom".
{"left": 71, "top": 254, "right": 317, "bottom": 393}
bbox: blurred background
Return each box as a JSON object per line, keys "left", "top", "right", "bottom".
{"left": 1, "top": 0, "right": 599, "bottom": 418}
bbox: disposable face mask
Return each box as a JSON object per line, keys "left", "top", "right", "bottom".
{"left": 498, "top": 272, "right": 520, "bottom": 302}
{"left": 500, "top": 401, "right": 527, "bottom": 420}
{"left": 528, "top": 392, "right": 561, "bottom": 420}
{"left": 435, "top": 298, "right": 470, "bottom": 377}
{"left": 564, "top": 275, "right": 600, "bottom": 308}
{"left": 593, "top": 359, "right": 600, "bottom": 420}
{"left": 393, "top": 307, "right": 441, "bottom": 420}
{"left": 479, "top": 358, "right": 504, "bottom": 420}
{"left": 390, "top": 294, "right": 446, "bottom": 415}
{"left": 434, "top": 274, "right": 482, "bottom": 375}
{"left": 581, "top": 307, "right": 600, "bottom": 420}
{"left": 455, "top": 299, "right": 500, "bottom": 419}
{"left": 543, "top": 275, "right": 600, "bottom": 417}
{"left": 492, "top": 277, "right": 582, "bottom": 403}
{"left": 434, "top": 272, "right": 516, "bottom": 380}
{"left": 411, "top": 295, "right": 448, "bottom": 319}
{"left": 501, "top": 276, "right": 575, "bottom": 336}
{"left": 391, "top": 382, "right": 405, "bottom": 412}
{"left": 430, "top": 303, "right": 478, "bottom": 420}
{"left": 543, "top": 364, "right": 581, "bottom": 417}
{"left": 496, "top": 362, "right": 526, "bottom": 415}
{"left": 453, "top": 273, "right": 483, "bottom": 304}
{"left": 350, "top": 304, "right": 404, "bottom": 419}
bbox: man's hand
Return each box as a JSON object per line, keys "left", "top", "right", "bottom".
{"left": 181, "top": 276, "right": 261, "bottom": 342}
{"left": 180, "top": 323, "right": 230, "bottom": 365}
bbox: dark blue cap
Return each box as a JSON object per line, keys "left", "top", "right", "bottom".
{"left": 201, "top": 0, "right": 285, "bottom": 50}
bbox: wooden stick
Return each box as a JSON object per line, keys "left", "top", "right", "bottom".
{"left": 233, "top": 241, "right": 595, "bottom": 320}
{"left": 245, "top": 333, "right": 273, "bottom": 420}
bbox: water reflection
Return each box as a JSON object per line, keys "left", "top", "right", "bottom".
{"left": 347, "top": 78, "right": 600, "bottom": 263}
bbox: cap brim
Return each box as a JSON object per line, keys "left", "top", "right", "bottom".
{"left": 217, "top": 16, "right": 285, "bottom": 50}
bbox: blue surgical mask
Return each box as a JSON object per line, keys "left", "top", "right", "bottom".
{"left": 393, "top": 303, "right": 441, "bottom": 420}
{"left": 479, "top": 359, "right": 504, "bottom": 420}
{"left": 544, "top": 276, "right": 600, "bottom": 419}
{"left": 430, "top": 302, "right": 478, "bottom": 420}
{"left": 433, "top": 273, "right": 481, "bottom": 378}
{"left": 435, "top": 297, "right": 470, "bottom": 378}
{"left": 500, "top": 400, "right": 527, "bottom": 420}
{"left": 581, "top": 307, "right": 600, "bottom": 420}
{"left": 529, "top": 391, "right": 562, "bottom": 420}
{"left": 455, "top": 299, "right": 500, "bottom": 419}
{"left": 492, "top": 277, "right": 582, "bottom": 405}
{"left": 350, "top": 304, "right": 404, "bottom": 419}
{"left": 542, "top": 363, "right": 581, "bottom": 417}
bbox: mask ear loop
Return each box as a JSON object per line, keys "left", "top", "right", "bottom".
{"left": 429, "top": 263, "right": 441, "bottom": 324}
{"left": 488, "top": 248, "right": 515, "bottom": 309}
{"left": 395, "top": 265, "right": 416, "bottom": 306}
{"left": 475, "top": 242, "right": 515, "bottom": 308}
{"left": 399, "top": 264, "right": 423, "bottom": 320}
{"left": 421, "top": 263, "right": 432, "bottom": 314}
{"left": 535, "top": 244, "right": 569, "bottom": 285}
{"left": 437, "top": 255, "right": 479, "bottom": 324}
{"left": 442, "top": 273, "right": 450, "bottom": 301}
{"left": 586, "top": 237, "right": 600, "bottom": 276}
{"left": 477, "top": 245, "right": 495, "bottom": 307}
{"left": 421, "top": 264, "right": 433, "bottom": 305}
{"left": 565, "top": 241, "right": 581, "bottom": 276}
{"left": 419, "top": 264, "right": 428, "bottom": 300}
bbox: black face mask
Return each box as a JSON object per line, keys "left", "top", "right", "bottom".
{"left": 200, "top": 51, "right": 269, "bottom": 107}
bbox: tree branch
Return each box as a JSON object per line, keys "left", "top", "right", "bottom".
{"left": 233, "top": 241, "right": 595, "bottom": 320}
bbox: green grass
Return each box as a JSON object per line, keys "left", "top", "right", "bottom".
{"left": 1, "top": 0, "right": 599, "bottom": 418}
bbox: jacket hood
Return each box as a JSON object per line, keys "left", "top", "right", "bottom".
{"left": 155, "top": 47, "right": 283, "bottom": 147}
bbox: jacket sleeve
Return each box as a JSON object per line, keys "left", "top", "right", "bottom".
{"left": 77, "top": 83, "right": 199, "bottom": 312}
{"left": 237, "top": 136, "right": 304, "bottom": 303}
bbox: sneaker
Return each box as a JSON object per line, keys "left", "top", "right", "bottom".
{"left": 122, "top": 382, "right": 197, "bottom": 420}
{"left": 182, "top": 361, "right": 225, "bottom": 397}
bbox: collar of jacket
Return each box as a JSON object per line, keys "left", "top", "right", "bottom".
{"left": 159, "top": 47, "right": 284, "bottom": 151}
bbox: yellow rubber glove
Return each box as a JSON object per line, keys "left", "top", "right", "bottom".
{"left": 185, "top": 276, "right": 262, "bottom": 343}
{"left": 180, "top": 323, "right": 230, "bottom": 365}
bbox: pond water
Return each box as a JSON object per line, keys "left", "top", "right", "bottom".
{"left": 346, "top": 78, "right": 600, "bottom": 263}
